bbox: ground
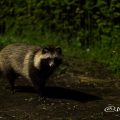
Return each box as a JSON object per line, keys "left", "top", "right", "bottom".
{"left": 0, "top": 57, "right": 120, "bottom": 120}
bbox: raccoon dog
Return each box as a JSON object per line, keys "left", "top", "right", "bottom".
{"left": 0, "top": 43, "right": 62, "bottom": 97}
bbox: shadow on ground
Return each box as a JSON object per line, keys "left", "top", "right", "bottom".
{"left": 15, "top": 86, "right": 100, "bottom": 102}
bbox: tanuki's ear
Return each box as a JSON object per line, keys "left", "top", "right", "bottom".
{"left": 42, "top": 48, "right": 49, "bottom": 54}
{"left": 56, "top": 47, "right": 62, "bottom": 54}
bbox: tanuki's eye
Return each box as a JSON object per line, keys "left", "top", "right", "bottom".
{"left": 42, "top": 48, "right": 49, "bottom": 54}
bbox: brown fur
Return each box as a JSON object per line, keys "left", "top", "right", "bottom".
{"left": 0, "top": 43, "right": 62, "bottom": 97}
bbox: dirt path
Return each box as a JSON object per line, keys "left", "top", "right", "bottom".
{"left": 0, "top": 58, "right": 120, "bottom": 120}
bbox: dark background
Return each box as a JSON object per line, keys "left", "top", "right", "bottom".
{"left": 0, "top": 1, "right": 120, "bottom": 119}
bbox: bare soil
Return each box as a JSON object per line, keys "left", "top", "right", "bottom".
{"left": 0, "top": 57, "right": 120, "bottom": 120}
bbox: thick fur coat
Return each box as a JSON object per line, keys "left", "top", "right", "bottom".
{"left": 0, "top": 43, "right": 62, "bottom": 97}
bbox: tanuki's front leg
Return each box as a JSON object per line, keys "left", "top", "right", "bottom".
{"left": 31, "top": 77, "right": 46, "bottom": 98}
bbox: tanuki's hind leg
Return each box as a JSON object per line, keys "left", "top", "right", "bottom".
{"left": 5, "top": 72, "right": 18, "bottom": 94}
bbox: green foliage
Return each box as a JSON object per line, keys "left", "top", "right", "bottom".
{"left": 0, "top": 0, "right": 120, "bottom": 76}
{"left": 0, "top": 0, "right": 120, "bottom": 42}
